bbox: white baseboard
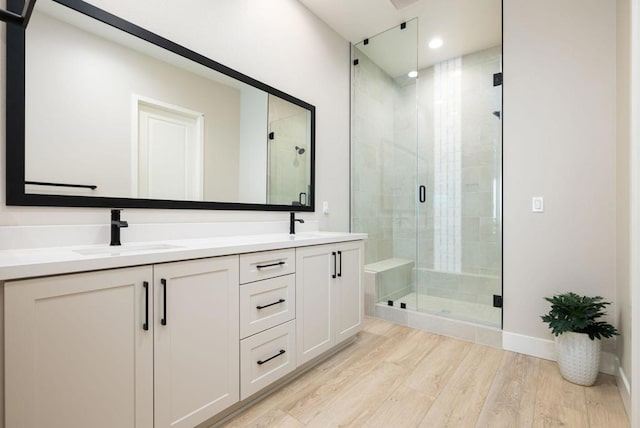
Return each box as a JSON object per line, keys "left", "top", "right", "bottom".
{"left": 617, "top": 365, "right": 631, "bottom": 419}
{"left": 502, "top": 331, "right": 617, "bottom": 375}
{"left": 502, "top": 331, "right": 556, "bottom": 361}
{"left": 600, "top": 351, "right": 618, "bottom": 376}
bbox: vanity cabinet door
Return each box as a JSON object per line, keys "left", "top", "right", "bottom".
{"left": 333, "top": 241, "right": 364, "bottom": 344}
{"left": 295, "top": 244, "right": 334, "bottom": 365}
{"left": 5, "top": 266, "right": 154, "bottom": 428}
{"left": 296, "top": 241, "right": 364, "bottom": 366}
{"left": 153, "top": 256, "right": 239, "bottom": 428}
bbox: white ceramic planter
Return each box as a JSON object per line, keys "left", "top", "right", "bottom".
{"left": 555, "top": 332, "right": 601, "bottom": 386}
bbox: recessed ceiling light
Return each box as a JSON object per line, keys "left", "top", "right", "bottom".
{"left": 428, "top": 38, "right": 443, "bottom": 49}
{"left": 408, "top": 70, "right": 418, "bottom": 78}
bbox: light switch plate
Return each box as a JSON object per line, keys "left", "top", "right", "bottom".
{"left": 532, "top": 197, "right": 544, "bottom": 213}
{"left": 322, "top": 201, "right": 330, "bottom": 215}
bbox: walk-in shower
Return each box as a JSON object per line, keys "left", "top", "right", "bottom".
{"left": 351, "top": 17, "right": 502, "bottom": 329}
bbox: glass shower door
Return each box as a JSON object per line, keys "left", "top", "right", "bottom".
{"left": 350, "top": 19, "right": 502, "bottom": 328}
{"left": 415, "top": 48, "right": 502, "bottom": 327}
{"left": 351, "top": 20, "right": 419, "bottom": 312}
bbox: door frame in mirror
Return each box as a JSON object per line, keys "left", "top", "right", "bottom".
{"left": 6, "top": 0, "right": 315, "bottom": 212}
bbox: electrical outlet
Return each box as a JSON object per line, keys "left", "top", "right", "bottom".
{"left": 532, "top": 197, "right": 544, "bottom": 213}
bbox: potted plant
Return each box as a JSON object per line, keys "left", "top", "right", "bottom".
{"left": 541, "top": 292, "right": 618, "bottom": 386}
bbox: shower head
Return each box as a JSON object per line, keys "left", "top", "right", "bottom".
{"left": 295, "top": 146, "right": 306, "bottom": 155}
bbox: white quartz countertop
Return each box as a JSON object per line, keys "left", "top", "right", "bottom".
{"left": 0, "top": 232, "right": 367, "bottom": 281}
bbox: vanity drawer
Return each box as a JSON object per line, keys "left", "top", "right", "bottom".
{"left": 240, "top": 274, "right": 295, "bottom": 339}
{"left": 240, "top": 320, "right": 296, "bottom": 400}
{"left": 239, "top": 249, "right": 295, "bottom": 284}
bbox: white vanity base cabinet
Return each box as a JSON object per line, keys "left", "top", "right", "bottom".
{"left": 153, "top": 256, "right": 239, "bottom": 428}
{"left": 2, "top": 236, "right": 365, "bottom": 428}
{"left": 5, "top": 266, "right": 154, "bottom": 428}
{"left": 295, "top": 241, "right": 364, "bottom": 366}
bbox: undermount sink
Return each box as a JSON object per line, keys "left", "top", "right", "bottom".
{"left": 74, "top": 243, "right": 183, "bottom": 256}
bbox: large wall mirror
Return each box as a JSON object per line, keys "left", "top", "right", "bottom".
{"left": 6, "top": 0, "right": 315, "bottom": 211}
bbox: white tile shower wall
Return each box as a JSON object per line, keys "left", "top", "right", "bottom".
{"left": 351, "top": 52, "right": 398, "bottom": 265}
{"left": 410, "top": 46, "right": 502, "bottom": 283}
{"left": 433, "top": 57, "right": 462, "bottom": 273}
{"left": 391, "top": 79, "right": 418, "bottom": 263}
{"left": 460, "top": 47, "right": 502, "bottom": 277}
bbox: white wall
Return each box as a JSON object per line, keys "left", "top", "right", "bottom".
{"left": 26, "top": 10, "right": 243, "bottom": 201}
{"left": 630, "top": 0, "right": 640, "bottom": 423}
{"left": 0, "top": 0, "right": 350, "bottom": 231}
{"left": 238, "top": 88, "right": 268, "bottom": 204}
{"left": 503, "top": 0, "right": 617, "bottom": 341}
{"left": 616, "top": 0, "right": 632, "bottom": 409}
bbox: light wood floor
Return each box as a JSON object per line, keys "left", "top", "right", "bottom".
{"left": 219, "top": 317, "right": 629, "bottom": 427}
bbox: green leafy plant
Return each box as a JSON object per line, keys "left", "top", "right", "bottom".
{"left": 541, "top": 292, "right": 619, "bottom": 340}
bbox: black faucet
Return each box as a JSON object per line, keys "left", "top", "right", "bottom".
{"left": 110, "top": 209, "right": 129, "bottom": 246}
{"left": 289, "top": 212, "right": 304, "bottom": 234}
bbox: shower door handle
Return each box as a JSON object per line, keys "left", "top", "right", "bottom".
{"left": 419, "top": 185, "right": 426, "bottom": 203}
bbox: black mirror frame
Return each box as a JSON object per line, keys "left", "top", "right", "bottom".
{"left": 0, "top": 0, "right": 36, "bottom": 27}
{"left": 6, "top": 0, "right": 315, "bottom": 212}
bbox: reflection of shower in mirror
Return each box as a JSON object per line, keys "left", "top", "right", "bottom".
{"left": 295, "top": 146, "right": 306, "bottom": 155}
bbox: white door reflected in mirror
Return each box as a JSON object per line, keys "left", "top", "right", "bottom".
{"left": 136, "top": 98, "right": 204, "bottom": 201}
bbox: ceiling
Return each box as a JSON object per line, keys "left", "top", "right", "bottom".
{"left": 298, "top": 0, "right": 501, "bottom": 77}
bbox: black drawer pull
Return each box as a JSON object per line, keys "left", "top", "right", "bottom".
{"left": 256, "top": 261, "right": 285, "bottom": 270}
{"left": 256, "top": 298, "right": 286, "bottom": 310}
{"left": 143, "top": 281, "right": 149, "bottom": 331}
{"left": 257, "top": 349, "right": 286, "bottom": 365}
{"left": 337, "top": 251, "right": 342, "bottom": 278}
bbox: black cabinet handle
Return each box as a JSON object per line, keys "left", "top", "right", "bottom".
{"left": 256, "top": 298, "right": 285, "bottom": 310}
{"left": 161, "top": 278, "right": 167, "bottom": 326}
{"left": 256, "top": 261, "right": 285, "bottom": 270}
{"left": 332, "top": 252, "right": 337, "bottom": 279}
{"left": 257, "top": 349, "right": 286, "bottom": 365}
{"left": 143, "top": 281, "right": 149, "bottom": 331}
{"left": 419, "top": 185, "right": 426, "bottom": 203}
{"left": 337, "top": 251, "right": 342, "bottom": 277}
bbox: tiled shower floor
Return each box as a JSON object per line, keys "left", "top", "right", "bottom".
{"left": 390, "top": 292, "right": 501, "bottom": 328}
